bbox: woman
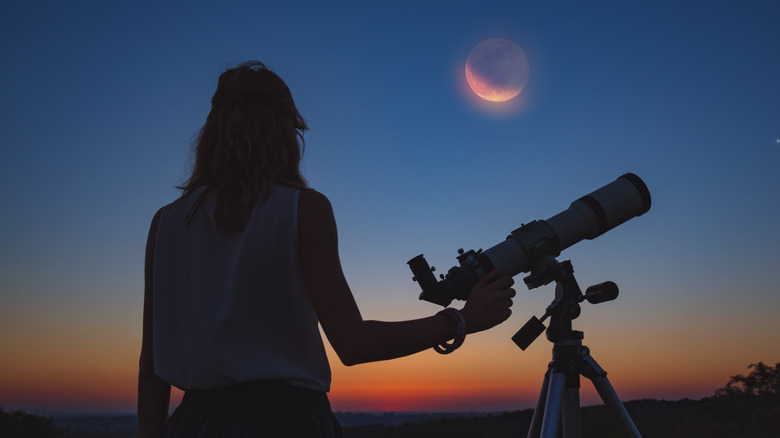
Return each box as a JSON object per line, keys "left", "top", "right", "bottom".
{"left": 138, "top": 61, "right": 516, "bottom": 437}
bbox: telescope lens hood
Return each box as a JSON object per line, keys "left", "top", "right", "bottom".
{"left": 619, "top": 173, "right": 651, "bottom": 215}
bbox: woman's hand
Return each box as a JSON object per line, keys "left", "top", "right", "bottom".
{"left": 460, "top": 270, "right": 516, "bottom": 334}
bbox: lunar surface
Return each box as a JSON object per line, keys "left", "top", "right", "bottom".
{"left": 466, "top": 38, "right": 529, "bottom": 102}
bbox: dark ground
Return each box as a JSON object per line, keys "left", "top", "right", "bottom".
{"left": 31, "top": 397, "right": 778, "bottom": 438}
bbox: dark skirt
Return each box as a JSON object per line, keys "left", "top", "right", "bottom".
{"left": 160, "top": 380, "right": 343, "bottom": 438}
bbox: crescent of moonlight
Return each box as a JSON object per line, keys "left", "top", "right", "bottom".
{"left": 465, "top": 38, "right": 529, "bottom": 103}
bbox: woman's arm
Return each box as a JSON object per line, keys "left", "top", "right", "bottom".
{"left": 298, "top": 190, "right": 515, "bottom": 366}
{"left": 137, "top": 210, "right": 171, "bottom": 438}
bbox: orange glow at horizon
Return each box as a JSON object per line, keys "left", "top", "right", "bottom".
{"left": 0, "top": 349, "right": 757, "bottom": 414}
{"left": 2, "top": 309, "right": 775, "bottom": 413}
{"left": 330, "top": 381, "right": 532, "bottom": 412}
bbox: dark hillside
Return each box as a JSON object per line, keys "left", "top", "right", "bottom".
{"left": 343, "top": 397, "right": 779, "bottom": 438}
{"left": 8, "top": 362, "right": 779, "bottom": 438}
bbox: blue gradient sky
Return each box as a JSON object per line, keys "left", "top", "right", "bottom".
{"left": 1, "top": 1, "right": 779, "bottom": 413}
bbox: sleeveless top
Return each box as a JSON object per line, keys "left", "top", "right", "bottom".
{"left": 152, "top": 185, "right": 331, "bottom": 392}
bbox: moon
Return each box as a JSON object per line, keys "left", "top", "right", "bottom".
{"left": 466, "top": 38, "right": 529, "bottom": 102}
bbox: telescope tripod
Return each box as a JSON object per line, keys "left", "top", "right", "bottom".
{"left": 513, "top": 258, "right": 642, "bottom": 438}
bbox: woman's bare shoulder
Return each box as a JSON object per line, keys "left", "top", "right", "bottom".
{"left": 299, "top": 189, "right": 334, "bottom": 215}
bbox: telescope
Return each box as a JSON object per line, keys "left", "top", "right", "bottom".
{"left": 408, "top": 173, "right": 651, "bottom": 306}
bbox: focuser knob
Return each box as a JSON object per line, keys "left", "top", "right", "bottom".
{"left": 456, "top": 248, "right": 479, "bottom": 264}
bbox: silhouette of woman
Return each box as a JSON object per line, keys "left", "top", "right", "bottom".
{"left": 137, "top": 61, "right": 516, "bottom": 438}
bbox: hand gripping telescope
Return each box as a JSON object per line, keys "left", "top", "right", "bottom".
{"left": 408, "top": 173, "right": 651, "bottom": 307}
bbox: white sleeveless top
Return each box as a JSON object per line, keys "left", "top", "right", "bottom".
{"left": 152, "top": 186, "right": 331, "bottom": 392}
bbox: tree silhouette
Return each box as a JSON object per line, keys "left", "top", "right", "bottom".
{"left": 0, "top": 408, "right": 65, "bottom": 437}
{"left": 715, "top": 362, "right": 780, "bottom": 399}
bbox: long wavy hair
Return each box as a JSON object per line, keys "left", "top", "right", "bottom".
{"left": 179, "top": 61, "right": 308, "bottom": 230}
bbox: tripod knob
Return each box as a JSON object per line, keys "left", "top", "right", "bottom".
{"left": 566, "top": 303, "right": 581, "bottom": 319}
{"left": 584, "top": 281, "right": 619, "bottom": 304}
{"left": 513, "top": 316, "right": 546, "bottom": 351}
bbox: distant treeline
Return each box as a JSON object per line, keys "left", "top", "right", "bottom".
{"left": 342, "top": 397, "right": 777, "bottom": 438}
{"left": 4, "top": 362, "right": 779, "bottom": 437}
{"left": 0, "top": 407, "right": 65, "bottom": 437}
{"left": 343, "top": 362, "right": 780, "bottom": 438}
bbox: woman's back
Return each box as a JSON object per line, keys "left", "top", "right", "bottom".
{"left": 152, "top": 185, "right": 330, "bottom": 392}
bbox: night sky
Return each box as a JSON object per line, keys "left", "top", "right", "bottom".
{"left": 1, "top": 1, "right": 779, "bottom": 413}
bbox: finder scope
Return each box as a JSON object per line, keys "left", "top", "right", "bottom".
{"left": 409, "top": 173, "right": 651, "bottom": 306}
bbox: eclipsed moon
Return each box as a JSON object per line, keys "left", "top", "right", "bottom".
{"left": 466, "top": 38, "right": 529, "bottom": 102}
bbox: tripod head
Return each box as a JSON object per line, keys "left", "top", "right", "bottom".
{"left": 512, "top": 256, "right": 618, "bottom": 350}
{"left": 516, "top": 257, "right": 643, "bottom": 438}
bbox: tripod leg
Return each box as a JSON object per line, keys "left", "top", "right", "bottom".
{"left": 540, "top": 370, "right": 566, "bottom": 438}
{"left": 562, "top": 387, "right": 582, "bottom": 438}
{"left": 583, "top": 355, "right": 642, "bottom": 438}
{"left": 527, "top": 371, "right": 550, "bottom": 438}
